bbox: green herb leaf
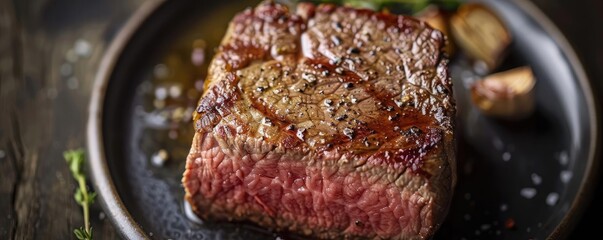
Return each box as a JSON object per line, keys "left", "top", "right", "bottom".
{"left": 74, "top": 228, "right": 85, "bottom": 240}
{"left": 65, "top": 149, "right": 85, "bottom": 179}
{"left": 74, "top": 188, "right": 84, "bottom": 205}
{"left": 65, "top": 149, "right": 94, "bottom": 240}
{"left": 74, "top": 227, "right": 93, "bottom": 240}
{"left": 88, "top": 192, "right": 97, "bottom": 204}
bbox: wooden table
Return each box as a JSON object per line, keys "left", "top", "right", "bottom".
{"left": 1, "top": 0, "right": 602, "bottom": 239}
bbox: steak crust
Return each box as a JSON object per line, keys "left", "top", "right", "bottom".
{"left": 183, "top": 2, "right": 456, "bottom": 239}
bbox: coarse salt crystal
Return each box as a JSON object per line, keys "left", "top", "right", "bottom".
{"left": 531, "top": 173, "right": 542, "bottom": 185}
{"left": 151, "top": 149, "right": 169, "bottom": 167}
{"left": 560, "top": 170, "right": 573, "bottom": 183}
{"left": 500, "top": 204, "right": 508, "bottom": 212}
{"left": 502, "top": 152, "right": 511, "bottom": 162}
{"left": 558, "top": 151, "right": 569, "bottom": 166}
{"left": 155, "top": 86, "right": 168, "bottom": 100}
{"left": 546, "top": 192, "right": 559, "bottom": 206}
{"left": 74, "top": 39, "right": 92, "bottom": 57}
{"left": 520, "top": 188, "right": 537, "bottom": 199}
{"left": 169, "top": 85, "right": 182, "bottom": 98}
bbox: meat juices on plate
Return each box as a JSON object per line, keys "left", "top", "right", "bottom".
{"left": 183, "top": 2, "right": 456, "bottom": 239}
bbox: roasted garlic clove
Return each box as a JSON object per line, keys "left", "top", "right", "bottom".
{"left": 451, "top": 3, "right": 511, "bottom": 71}
{"left": 471, "top": 67, "right": 536, "bottom": 120}
{"left": 416, "top": 5, "right": 455, "bottom": 56}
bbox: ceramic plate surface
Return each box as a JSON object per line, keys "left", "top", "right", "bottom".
{"left": 87, "top": 0, "right": 599, "bottom": 239}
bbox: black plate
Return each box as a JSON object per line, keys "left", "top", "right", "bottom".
{"left": 87, "top": 0, "right": 599, "bottom": 239}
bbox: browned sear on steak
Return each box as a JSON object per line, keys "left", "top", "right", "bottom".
{"left": 183, "top": 2, "right": 456, "bottom": 239}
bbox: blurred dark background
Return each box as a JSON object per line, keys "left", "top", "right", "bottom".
{"left": 0, "top": 0, "right": 601, "bottom": 239}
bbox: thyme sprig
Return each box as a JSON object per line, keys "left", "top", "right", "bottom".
{"left": 64, "top": 149, "right": 96, "bottom": 240}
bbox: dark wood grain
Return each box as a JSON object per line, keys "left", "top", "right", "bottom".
{"left": 0, "top": 0, "right": 601, "bottom": 239}
{"left": 0, "top": 0, "right": 19, "bottom": 238}
{"left": 0, "top": 0, "right": 142, "bottom": 239}
{"left": 0, "top": 0, "right": 105, "bottom": 237}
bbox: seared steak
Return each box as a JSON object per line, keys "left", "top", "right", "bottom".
{"left": 183, "top": 2, "right": 455, "bottom": 239}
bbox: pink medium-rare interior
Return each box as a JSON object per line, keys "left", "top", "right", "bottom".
{"left": 183, "top": 133, "right": 436, "bottom": 239}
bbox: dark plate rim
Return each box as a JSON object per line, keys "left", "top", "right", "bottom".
{"left": 86, "top": 0, "right": 600, "bottom": 239}
{"left": 87, "top": 0, "right": 163, "bottom": 239}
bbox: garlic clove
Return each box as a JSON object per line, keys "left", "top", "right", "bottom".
{"left": 451, "top": 3, "right": 511, "bottom": 71}
{"left": 471, "top": 66, "right": 536, "bottom": 120}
